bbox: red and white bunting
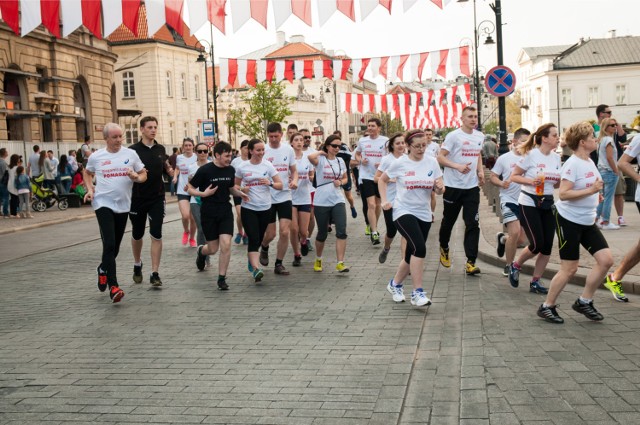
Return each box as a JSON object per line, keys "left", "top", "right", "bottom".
{"left": 218, "top": 47, "right": 470, "bottom": 88}
{"left": 2, "top": 0, "right": 456, "bottom": 39}
{"left": 340, "top": 84, "right": 470, "bottom": 130}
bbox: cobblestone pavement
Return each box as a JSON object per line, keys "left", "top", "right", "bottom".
{"left": 2, "top": 205, "right": 640, "bottom": 425}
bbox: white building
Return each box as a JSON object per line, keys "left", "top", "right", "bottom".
{"left": 518, "top": 34, "right": 640, "bottom": 132}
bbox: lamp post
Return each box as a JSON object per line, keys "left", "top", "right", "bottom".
{"left": 324, "top": 79, "right": 339, "bottom": 133}
{"left": 195, "top": 28, "right": 219, "bottom": 138}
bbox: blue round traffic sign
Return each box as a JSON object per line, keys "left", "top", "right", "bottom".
{"left": 484, "top": 65, "right": 516, "bottom": 97}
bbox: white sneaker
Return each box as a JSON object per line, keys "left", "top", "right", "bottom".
{"left": 386, "top": 280, "right": 405, "bottom": 303}
{"left": 618, "top": 216, "right": 627, "bottom": 226}
{"left": 410, "top": 290, "right": 432, "bottom": 307}
{"left": 601, "top": 222, "right": 620, "bottom": 230}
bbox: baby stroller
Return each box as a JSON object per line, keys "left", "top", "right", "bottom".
{"left": 31, "top": 175, "right": 68, "bottom": 212}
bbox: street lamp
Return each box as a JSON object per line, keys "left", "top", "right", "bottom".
{"left": 195, "top": 28, "right": 219, "bottom": 138}
{"left": 323, "top": 79, "right": 339, "bottom": 133}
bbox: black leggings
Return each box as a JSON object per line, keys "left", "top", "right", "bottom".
{"left": 10, "top": 193, "right": 19, "bottom": 215}
{"left": 95, "top": 207, "right": 129, "bottom": 286}
{"left": 382, "top": 208, "right": 397, "bottom": 239}
{"left": 241, "top": 207, "right": 271, "bottom": 252}
{"left": 394, "top": 214, "right": 432, "bottom": 264}
{"left": 438, "top": 186, "right": 480, "bottom": 262}
{"left": 519, "top": 205, "right": 555, "bottom": 256}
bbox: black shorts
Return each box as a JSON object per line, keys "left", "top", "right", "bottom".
{"left": 555, "top": 210, "right": 609, "bottom": 261}
{"left": 293, "top": 204, "right": 312, "bottom": 213}
{"left": 233, "top": 196, "right": 242, "bottom": 206}
{"left": 201, "top": 207, "right": 234, "bottom": 241}
{"left": 177, "top": 194, "right": 190, "bottom": 202}
{"left": 129, "top": 196, "right": 165, "bottom": 240}
{"left": 360, "top": 179, "right": 380, "bottom": 199}
{"left": 341, "top": 173, "right": 353, "bottom": 192}
{"left": 269, "top": 200, "right": 293, "bottom": 223}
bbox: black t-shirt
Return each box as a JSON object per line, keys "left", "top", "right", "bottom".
{"left": 337, "top": 143, "right": 352, "bottom": 173}
{"left": 130, "top": 140, "right": 167, "bottom": 199}
{"left": 189, "top": 162, "right": 236, "bottom": 208}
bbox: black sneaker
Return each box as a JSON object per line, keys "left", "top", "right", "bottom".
{"left": 508, "top": 262, "right": 520, "bottom": 288}
{"left": 259, "top": 247, "right": 269, "bottom": 266}
{"left": 571, "top": 299, "right": 604, "bottom": 321}
{"left": 537, "top": 304, "right": 564, "bottom": 324}
{"left": 196, "top": 245, "right": 206, "bottom": 271}
{"left": 502, "top": 265, "right": 509, "bottom": 277}
{"left": 133, "top": 263, "right": 143, "bottom": 284}
{"left": 292, "top": 256, "right": 302, "bottom": 267}
{"left": 371, "top": 231, "right": 381, "bottom": 245}
{"left": 300, "top": 241, "right": 309, "bottom": 257}
{"left": 496, "top": 232, "right": 506, "bottom": 258}
{"left": 150, "top": 272, "right": 163, "bottom": 287}
{"left": 379, "top": 248, "right": 390, "bottom": 264}
{"left": 97, "top": 265, "right": 107, "bottom": 292}
{"left": 217, "top": 280, "right": 229, "bottom": 291}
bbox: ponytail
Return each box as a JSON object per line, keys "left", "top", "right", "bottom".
{"left": 518, "top": 123, "right": 556, "bottom": 155}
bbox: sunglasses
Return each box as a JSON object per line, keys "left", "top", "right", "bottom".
{"left": 196, "top": 149, "right": 209, "bottom": 154}
{"left": 603, "top": 111, "right": 612, "bottom": 114}
{"left": 303, "top": 136, "right": 311, "bottom": 140}
{"left": 608, "top": 124, "right": 617, "bottom": 128}
{"left": 329, "top": 144, "right": 341, "bottom": 148}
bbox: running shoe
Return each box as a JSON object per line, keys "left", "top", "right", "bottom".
{"left": 274, "top": 264, "right": 290, "bottom": 275}
{"left": 336, "top": 262, "right": 350, "bottom": 273}
{"left": 465, "top": 261, "right": 481, "bottom": 276}
{"left": 189, "top": 238, "right": 197, "bottom": 248}
{"left": 313, "top": 258, "right": 323, "bottom": 272}
{"left": 371, "top": 231, "right": 381, "bottom": 245}
{"left": 242, "top": 235, "right": 249, "bottom": 245}
{"left": 110, "top": 286, "right": 125, "bottom": 303}
{"left": 248, "top": 261, "right": 254, "bottom": 273}
{"left": 97, "top": 265, "right": 107, "bottom": 292}
{"left": 508, "top": 262, "right": 520, "bottom": 288}
{"left": 439, "top": 247, "right": 451, "bottom": 268}
{"left": 133, "top": 263, "right": 143, "bottom": 284}
{"left": 571, "top": 299, "right": 604, "bottom": 321}
{"left": 217, "top": 279, "right": 229, "bottom": 291}
{"left": 196, "top": 245, "right": 206, "bottom": 271}
{"left": 150, "top": 272, "right": 163, "bottom": 287}
{"left": 259, "top": 247, "right": 269, "bottom": 266}
{"left": 365, "top": 225, "right": 371, "bottom": 236}
{"left": 181, "top": 231, "right": 189, "bottom": 245}
{"left": 301, "top": 240, "right": 309, "bottom": 257}
{"left": 496, "top": 232, "right": 506, "bottom": 258}
{"left": 537, "top": 304, "right": 564, "bottom": 324}
{"left": 327, "top": 225, "right": 332, "bottom": 232}
{"left": 410, "top": 288, "right": 432, "bottom": 307}
{"left": 292, "top": 256, "right": 302, "bottom": 267}
{"left": 350, "top": 207, "right": 357, "bottom": 218}
{"left": 601, "top": 222, "right": 620, "bottom": 230}
{"left": 604, "top": 274, "right": 629, "bottom": 302}
{"left": 379, "top": 247, "right": 390, "bottom": 264}
{"left": 386, "top": 280, "right": 405, "bottom": 303}
{"left": 618, "top": 216, "right": 627, "bottom": 226}
{"left": 234, "top": 233, "right": 242, "bottom": 244}
{"left": 252, "top": 268, "right": 264, "bottom": 283}
{"left": 529, "top": 279, "right": 548, "bottom": 294}
{"left": 502, "top": 265, "right": 509, "bottom": 277}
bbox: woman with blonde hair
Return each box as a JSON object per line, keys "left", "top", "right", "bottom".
{"left": 537, "top": 121, "right": 611, "bottom": 323}
{"left": 595, "top": 117, "right": 621, "bottom": 229}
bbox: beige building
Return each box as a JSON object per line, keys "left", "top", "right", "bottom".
{"left": 108, "top": 4, "right": 207, "bottom": 147}
{"left": 0, "top": 21, "right": 116, "bottom": 156}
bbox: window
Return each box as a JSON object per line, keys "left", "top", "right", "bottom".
{"left": 166, "top": 71, "right": 173, "bottom": 97}
{"left": 125, "top": 123, "right": 139, "bottom": 144}
{"left": 41, "top": 116, "right": 53, "bottom": 142}
{"left": 181, "top": 73, "right": 187, "bottom": 98}
{"left": 587, "top": 87, "right": 598, "bottom": 107}
{"left": 194, "top": 75, "right": 200, "bottom": 100}
{"left": 123, "top": 71, "right": 135, "bottom": 98}
{"left": 183, "top": 122, "right": 189, "bottom": 138}
{"left": 169, "top": 122, "right": 175, "bottom": 144}
{"left": 616, "top": 84, "right": 626, "bottom": 105}
{"left": 561, "top": 88, "right": 572, "bottom": 109}
{"left": 36, "top": 66, "right": 48, "bottom": 93}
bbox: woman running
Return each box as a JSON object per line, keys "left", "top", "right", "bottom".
{"left": 379, "top": 129, "right": 444, "bottom": 307}
{"left": 173, "top": 137, "right": 198, "bottom": 247}
{"left": 231, "top": 140, "right": 249, "bottom": 245}
{"left": 290, "top": 132, "right": 314, "bottom": 267}
{"left": 307, "top": 135, "right": 350, "bottom": 273}
{"left": 374, "top": 133, "right": 405, "bottom": 264}
{"left": 537, "top": 121, "right": 612, "bottom": 323}
{"left": 234, "top": 139, "right": 283, "bottom": 282}
{"left": 188, "top": 143, "right": 211, "bottom": 267}
{"left": 509, "top": 123, "right": 562, "bottom": 294}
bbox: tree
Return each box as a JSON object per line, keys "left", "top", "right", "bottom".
{"left": 505, "top": 90, "right": 522, "bottom": 132}
{"left": 483, "top": 120, "right": 499, "bottom": 136}
{"left": 379, "top": 112, "right": 404, "bottom": 136}
{"left": 232, "top": 81, "right": 293, "bottom": 140}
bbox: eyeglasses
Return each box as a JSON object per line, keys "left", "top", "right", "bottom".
{"left": 411, "top": 144, "right": 427, "bottom": 150}
{"left": 196, "top": 149, "right": 209, "bottom": 154}
{"left": 329, "top": 144, "right": 341, "bottom": 148}
{"left": 608, "top": 124, "right": 617, "bottom": 128}
{"left": 603, "top": 111, "right": 612, "bottom": 114}
{"left": 303, "top": 136, "right": 311, "bottom": 140}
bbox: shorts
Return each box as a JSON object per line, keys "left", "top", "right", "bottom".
{"left": 293, "top": 204, "right": 312, "bottom": 213}
{"left": 615, "top": 172, "right": 627, "bottom": 195}
{"left": 201, "top": 208, "right": 234, "bottom": 241}
{"left": 129, "top": 196, "right": 166, "bottom": 240}
{"left": 341, "top": 173, "right": 353, "bottom": 192}
{"left": 177, "top": 194, "right": 190, "bottom": 202}
{"left": 360, "top": 179, "right": 380, "bottom": 199}
{"left": 269, "top": 200, "right": 293, "bottom": 223}
{"left": 501, "top": 202, "right": 521, "bottom": 225}
{"left": 233, "top": 196, "right": 242, "bottom": 206}
{"left": 554, "top": 210, "right": 608, "bottom": 261}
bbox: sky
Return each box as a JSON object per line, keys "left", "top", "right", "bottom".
{"left": 194, "top": 0, "right": 639, "bottom": 90}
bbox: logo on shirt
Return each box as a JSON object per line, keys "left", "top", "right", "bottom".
{"left": 101, "top": 160, "right": 112, "bottom": 166}
{"left": 428, "top": 170, "right": 433, "bottom": 176}
{"left": 124, "top": 159, "right": 130, "bottom": 164}
{"left": 585, "top": 171, "right": 595, "bottom": 178}
{"left": 283, "top": 156, "right": 287, "bottom": 161}
{"left": 405, "top": 171, "right": 415, "bottom": 177}
{"left": 267, "top": 157, "right": 274, "bottom": 162}
{"left": 566, "top": 169, "right": 572, "bottom": 175}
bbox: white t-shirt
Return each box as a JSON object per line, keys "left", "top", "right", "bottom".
{"left": 302, "top": 146, "right": 317, "bottom": 158}
{"left": 86, "top": 148, "right": 145, "bottom": 213}
{"left": 385, "top": 155, "right": 442, "bottom": 222}
{"left": 188, "top": 160, "right": 210, "bottom": 204}
{"left": 175, "top": 154, "right": 197, "bottom": 195}
{"left": 235, "top": 160, "right": 278, "bottom": 211}
{"left": 517, "top": 148, "right": 562, "bottom": 207}
{"left": 264, "top": 143, "right": 296, "bottom": 204}
{"left": 426, "top": 142, "right": 440, "bottom": 158}
{"left": 313, "top": 155, "right": 346, "bottom": 207}
{"left": 441, "top": 128, "right": 484, "bottom": 189}
{"left": 623, "top": 136, "right": 640, "bottom": 202}
{"left": 230, "top": 156, "right": 246, "bottom": 170}
{"left": 555, "top": 156, "right": 601, "bottom": 225}
{"left": 491, "top": 151, "right": 522, "bottom": 204}
{"left": 378, "top": 153, "right": 405, "bottom": 203}
{"left": 292, "top": 155, "right": 313, "bottom": 206}
{"left": 355, "top": 135, "right": 389, "bottom": 182}
{"left": 597, "top": 136, "right": 617, "bottom": 172}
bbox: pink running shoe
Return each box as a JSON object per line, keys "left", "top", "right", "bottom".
{"left": 189, "top": 238, "right": 197, "bottom": 248}
{"left": 181, "top": 231, "right": 189, "bottom": 245}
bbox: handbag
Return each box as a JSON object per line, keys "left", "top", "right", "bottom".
{"left": 523, "top": 191, "right": 554, "bottom": 210}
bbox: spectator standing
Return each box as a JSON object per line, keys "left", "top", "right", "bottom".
{"left": 57, "top": 155, "right": 74, "bottom": 194}
{"left": 7, "top": 154, "right": 21, "bottom": 217}
{"left": 68, "top": 150, "right": 79, "bottom": 173}
{"left": 27, "top": 145, "right": 41, "bottom": 177}
{"left": 43, "top": 151, "right": 56, "bottom": 189}
{"left": 595, "top": 117, "right": 621, "bottom": 230}
{"left": 14, "top": 165, "right": 33, "bottom": 218}
{"left": 0, "top": 148, "right": 9, "bottom": 218}
{"left": 80, "top": 135, "right": 92, "bottom": 166}
{"left": 482, "top": 135, "right": 498, "bottom": 169}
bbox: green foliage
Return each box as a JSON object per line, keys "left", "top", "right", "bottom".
{"left": 229, "top": 81, "right": 293, "bottom": 140}
{"left": 378, "top": 113, "right": 404, "bottom": 136}
{"left": 505, "top": 91, "right": 522, "bottom": 132}
{"left": 483, "top": 120, "right": 499, "bottom": 136}
{"left": 437, "top": 127, "right": 458, "bottom": 139}
{"left": 631, "top": 115, "right": 640, "bottom": 129}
